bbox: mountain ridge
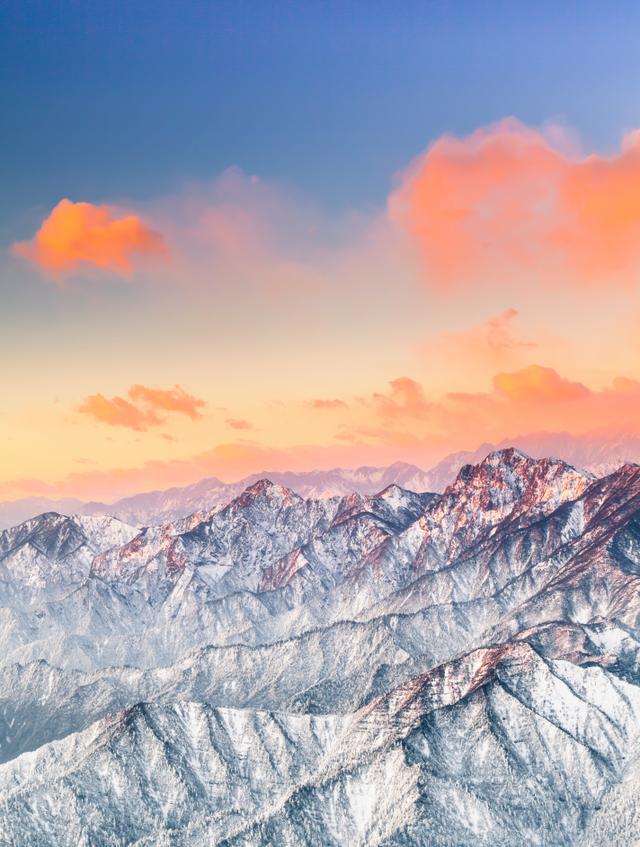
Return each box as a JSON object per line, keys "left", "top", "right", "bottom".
{"left": 3, "top": 430, "right": 640, "bottom": 530}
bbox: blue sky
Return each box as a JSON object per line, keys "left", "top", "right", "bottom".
{"left": 2, "top": 0, "right": 639, "bottom": 235}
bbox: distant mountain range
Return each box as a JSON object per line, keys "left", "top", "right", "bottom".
{"left": 2, "top": 447, "right": 640, "bottom": 843}
{"left": 2, "top": 430, "right": 640, "bottom": 529}
{"left": 0, "top": 462, "right": 433, "bottom": 529}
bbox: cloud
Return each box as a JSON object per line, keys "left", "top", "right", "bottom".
{"left": 420, "top": 308, "right": 539, "bottom": 384}
{"left": 308, "top": 398, "right": 348, "bottom": 410}
{"left": 13, "top": 199, "right": 167, "bottom": 279}
{"left": 128, "top": 384, "right": 205, "bottom": 419}
{"left": 389, "top": 118, "right": 640, "bottom": 286}
{"left": 78, "top": 394, "right": 162, "bottom": 431}
{"left": 14, "top": 121, "right": 640, "bottom": 297}
{"left": 8, "top": 168, "right": 410, "bottom": 301}
{"left": 7, "top": 365, "right": 640, "bottom": 503}
{"left": 367, "top": 377, "right": 432, "bottom": 420}
{"left": 150, "top": 168, "right": 334, "bottom": 294}
{"left": 493, "top": 364, "right": 590, "bottom": 403}
{"left": 344, "top": 364, "right": 640, "bottom": 454}
{"left": 226, "top": 418, "right": 254, "bottom": 430}
{"left": 610, "top": 376, "right": 640, "bottom": 395}
{"left": 483, "top": 308, "right": 537, "bottom": 353}
{"left": 0, "top": 477, "right": 57, "bottom": 499}
{"left": 78, "top": 384, "right": 205, "bottom": 430}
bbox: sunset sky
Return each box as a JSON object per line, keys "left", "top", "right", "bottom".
{"left": 2, "top": 1, "right": 640, "bottom": 502}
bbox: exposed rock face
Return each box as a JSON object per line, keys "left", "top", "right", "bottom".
{"left": 2, "top": 448, "right": 640, "bottom": 845}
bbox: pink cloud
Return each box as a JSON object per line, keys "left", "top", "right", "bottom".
{"left": 389, "top": 118, "right": 640, "bottom": 286}
{"left": 7, "top": 366, "right": 640, "bottom": 503}
{"left": 483, "top": 308, "right": 537, "bottom": 353}
{"left": 421, "top": 308, "right": 539, "bottom": 380}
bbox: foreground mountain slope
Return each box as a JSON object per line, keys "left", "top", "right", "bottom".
{"left": 2, "top": 624, "right": 640, "bottom": 846}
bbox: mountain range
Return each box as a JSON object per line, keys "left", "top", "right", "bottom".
{"left": 1, "top": 447, "right": 640, "bottom": 844}
{"left": 3, "top": 429, "right": 640, "bottom": 531}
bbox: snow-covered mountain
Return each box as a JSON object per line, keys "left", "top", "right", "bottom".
{"left": 2, "top": 448, "right": 640, "bottom": 844}
{"left": 0, "top": 462, "right": 433, "bottom": 529}
{"left": 423, "top": 429, "right": 640, "bottom": 492}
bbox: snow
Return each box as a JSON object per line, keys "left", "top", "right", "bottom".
{"left": 0, "top": 449, "right": 639, "bottom": 844}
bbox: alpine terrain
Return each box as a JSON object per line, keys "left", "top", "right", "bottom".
{"left": 1, "top": 448, "right": 640, "bottom": 846}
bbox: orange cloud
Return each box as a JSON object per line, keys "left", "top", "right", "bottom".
{"left": 344, "top": 364, "right": 640, "bottom": 455}
{"left": 13, "top": 199, "right": 167, "bottom": 278}
{"left": 493, "top": 365, "right": 590, "bottom": 404}
{"left": 78, "top": 394, "right": 161, "bottom": 431}
{"left": 226, "top": 418, "right": 254, "bottom": 430}
{"left": 78, "top": 384, "right": 205, "bottom": 430}
{"left": 309, "top": 398, "right": 348, "bottom": 410}
{"left": 389, "top": 118, "right": 640, "bottom": 286}
{"left": 128, "top": 384, "right": 205, "bottom": 419}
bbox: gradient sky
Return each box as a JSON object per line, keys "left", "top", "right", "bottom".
{"left": 2, "top": 1, "right": 640, "bottom": 501}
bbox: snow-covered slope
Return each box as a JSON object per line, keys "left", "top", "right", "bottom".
{"left": 2, "top": 448, "right": 640, "bottom": 845}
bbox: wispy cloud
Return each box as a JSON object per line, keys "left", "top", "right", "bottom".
{"left": 308, "top": 398, "right": 348, "bottom": 410}
{"left": 226, "top": 418, "right": 254, "bottom": 430}
{"left": 365, "top": 377, "right": 432, "bottom": 420}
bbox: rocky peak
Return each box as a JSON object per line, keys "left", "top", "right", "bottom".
{"left": 230, "top": 478, "right": 302, "bottom": 511}
{"left": 443, "top": 447, "right": 592, "bottom": 520}
{"left": 414, "top": 448, "right": 594, "bottom": 562}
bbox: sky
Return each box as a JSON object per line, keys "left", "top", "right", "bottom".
{"left": 2, "top": 0, "right": 640, "bottom": 502}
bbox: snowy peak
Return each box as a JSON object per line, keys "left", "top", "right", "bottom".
{"left": 229, "top": 478, "right": 303, "bottom": 510}
{"left": 0, "top": 511, "right": 138, "bottom": 592}
{"left": 0, "top": 512, "right": 86, "bottom": 561}
{"left": 451, "top": 447, "right": 591, "bottom": 498}
{"left": 440, "top": 448, "right": 593, "bottom": 528}
{"left": 0, "top": 511, "right": 137, "bottom": 559}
